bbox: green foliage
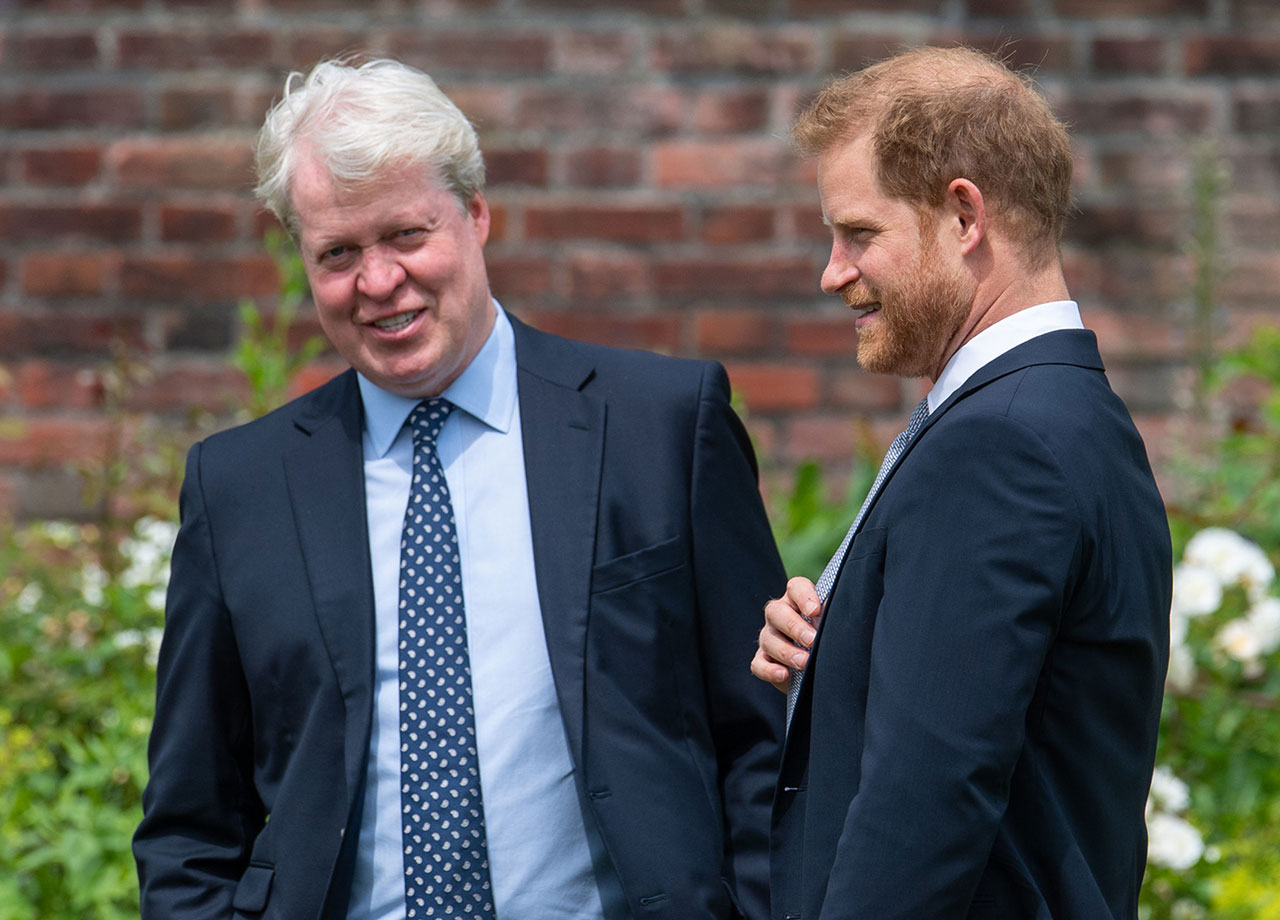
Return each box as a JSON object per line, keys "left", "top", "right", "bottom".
{"left": 0, "top": 520, "right": 167, "bottom": 919}
{"left": 232, "top": 229, "right": 327, "bottom": 420}
{"left": 0, "top": 232, "right": 326, "bottom": 918}
{"left": 770, "top": 459, "right": 873, "bottom": 576}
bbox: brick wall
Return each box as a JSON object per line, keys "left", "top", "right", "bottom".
{"left": 2, "top": 0, "right": 1279, "bottom": 521}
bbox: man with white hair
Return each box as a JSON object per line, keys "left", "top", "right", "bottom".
{"left": 134, "top": 58, "right": 784, "bottom": 920}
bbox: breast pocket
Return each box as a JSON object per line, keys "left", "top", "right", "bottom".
{"left": 590, "top": 534, "right": 686, "bottom": 595}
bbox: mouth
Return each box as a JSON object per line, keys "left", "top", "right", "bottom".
{"left": 370, "top": 310, "right": 422, "bottom": 333}
{"left": 849, "top": 302, "right": 880, "bottom": 319}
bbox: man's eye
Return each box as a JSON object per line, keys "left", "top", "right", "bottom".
{"left": 324, "top": 245, "right": 348, "bottom": 260}
{"left": 396, "top": 228, "right": 424, "bottom": 240}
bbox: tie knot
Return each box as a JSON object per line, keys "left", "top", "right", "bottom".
{"left": 407, "top": 397, "right": 454, "bottom": 447}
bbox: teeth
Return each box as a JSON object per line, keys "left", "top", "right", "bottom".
{"left": 373, "top": 311, "right": 419, "bottom": 332}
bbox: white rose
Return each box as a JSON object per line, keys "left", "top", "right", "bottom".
{"left": 1149, "top": 766, "right": 1191, "bottom": 813}
{"left": 1171, "top": 564, "right": 1223, "bottom": 618}
{"left": 1246, "top": 597, "right": 1280, "bottom": 654}
{"left": 1184, "top": 527, "right": 1274, "bottom": 594}
{"left": 1166, "top": 644, "right": 1196, "bottom": 692}
{"left": 1216, "top": 617, "right": 1264, "bottom": 664}
{"left": 1147, "top": 812, "right": 1205, "bottom": 870}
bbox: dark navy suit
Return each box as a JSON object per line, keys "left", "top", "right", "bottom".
{"left": 772, "top": 330, "right": 1170, "bottom": 920}
{"left": 134, "top": 316, "right": 785, "bottom": 919}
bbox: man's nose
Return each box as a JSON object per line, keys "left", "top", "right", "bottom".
{"left": 820, "top": 244, "right": 859, "bottom": 296}
{"left": 356, "top": 245, "right": 407, "bottom": 301}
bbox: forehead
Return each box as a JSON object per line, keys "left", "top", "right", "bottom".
{"left": 816, "top": 133, "right": 907, "bottom": 221}
{"left": 291, "top": 151, "right": 451, "bottom": 240}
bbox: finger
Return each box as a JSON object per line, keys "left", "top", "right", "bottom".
{"left": 765, "top": 595, "right": 819, "bottom": 651}
{"left": 758, "top": 621, "right": 810, "bottom": 673}
{"left": 749, "top": 646, "right": 791, "bottom": 692}
{"left": 785, "top": 576, "right": 824, "bottom": 631}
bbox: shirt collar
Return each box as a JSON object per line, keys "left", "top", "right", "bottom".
{"left": 927, "top": 300, "right": 1083, "bottom": 413}
{"left": 358, "top": 299, "right": 517, "bottom": 458}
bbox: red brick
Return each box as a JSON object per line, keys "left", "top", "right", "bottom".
{"left": 829, "top": 369, "right": 908, "bottom": 412}
{"left": 0, "top": 474, "right": 15, "bottom": 522}
{"left": 965, "top": 0, "right": 1035, "bottom": 13}
{"left": 1085, "top": 308, "right": 1183, "bottom": 360}
{"left": 1092, "top": 38, "right": 1167, "bottom": 75}
{"left": 925, "top": 32, "right": 1075, "bottom": 73}
{"left": 516, "top": 87, "right": 684, "bottom": 134}
{"left": 525, "top": 0, "right": 681, "bottom": 12}
{"left": 108, "top": 137, "right": 255, "bottom": 190}
{"left": 121, "top": 254, "right": 278, "bottom": 301}
{"left": 1236, "top": 86, "right": 1280, "bottom": 133}
{"left": 13, "top": 360, "right": 105, "bottom": 410}
{"left": 0, "top": 417, "right": 114, "bottom": 466}
{"left": 654, "top": 256, "right": 817, "bottom": 299}
{"left": 16, "top": 0, "right": 144, "bottom": 8}
{"left": 1065, "top": 203, "right": 1182, "bottom": 250}
{"left": 14, "top": 87, "right": 144, "bottom": 129}
{"left": 1187, "top": 37, "right": 1280, "bottom": 75}
{"left": 784, "top": 317, "right": 861, "bottom": 358}
{"left": 724, "top": 363, "right": 820, "bottom": 411}
{"left": 693, "top": 88, "right": 771, "bottom": 134}
{"left": 829, "top": 36, "right": 917, "bottom": 73}
{"left": 787, "top": 204, "right": 829, "bottom": 242}
{"left": 1057, "top": 0, "right": 1207, "bottom": 13}
{"left": 442, "top": 86, "right": 516, "bottom": 131}
{"left": 1094, "top": 148, "right": 1189, "bottom": 194}
{"left": 701, "top": 206, "right": 775, "bottom": 244}
{"left": 654, "top": 139, "right": 798, "bottom": 189}
{"left": 287, "top": 361, "right": 348, "bottom": 401}
{"left": 693, "top": 309, "right": 776, "bottom": 353}
{"left": 795, "top": 0, "right": 944, "bottom": 10}
{"left": 391, "top": 33, "right": 552, "bottom": 73}
{"left": 1058, "top": 89, "right": 1216, "bottom": 134}
{"left": 485, "top": 149, "right": 549, "bottom": 187}
{"left": 1227, "top": 200, "right": 1280, "bottom": 248}
{"left": 526, "top": 205, "right": 685, "bottom": 244}
{"left": 116, "top": 29, "right": 276, "bottom": 70}
{"left": 653, "top": 26, "right": 818, "bottom": 75}
{"left": 161, "top": 205, "right": 238, "bottom": 243}
{"left": 487, "top": 205, "right": 509, "bottom": 242}
{"left": 705, "top": 0, "right": 771, "bottom": 15}
{"left": 562, "top": 147, "right": 643, "bottom": 188}
{"left": 0, "top": 312, "right": 145, "bottom": 356}
{"left": 484, "top": 256, "right": 554, "bottom": 299}
{"left": 523, "top": 312, "right": 682, "bottom": 352}
{"left": 18, "top": 32, "right": 100, "bottom": 70}
{"left": 158, "top": 87, "right": 238, "bottom": 130}
{"left": 0, "top": 204, "right": 142, "bottom": 242}
{"left": 285, "top": 30, "right": 377, "bottom": 71}
{"left": 553, "top": 31, "right": 637, "bottom": 75}
{"left": 781, "top": 415, "right": 859, "bottom": 462}
{"left": 19, "top": 146, "right": 102, "bottom": 186}
{"left": 22, "top": 251, "right": 107, "bottom": 297}
{"left": 125, "top": 363, "right": 251, "bottom": 412}
{"left": 565, "top": 252, "right": 652, "bottom": 302}
{"left": 1221, "top": 252, "right": 1280, "bottom": 310}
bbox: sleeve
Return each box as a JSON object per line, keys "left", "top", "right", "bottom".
{"left": 689, "top": 362, "right": 788, "bottom": 920}
{"left": 133, "top": 442, "right": 265, "bottom": 918}
{"left": 821, "top": 414, "right": 1082, "bottom": 919}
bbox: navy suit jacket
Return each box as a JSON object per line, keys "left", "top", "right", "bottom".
{"left": 771, "top": 330, "right": 1171, "bottom": 920}
{"left": 134, "top": 316, "right": 785, "bottom": 919}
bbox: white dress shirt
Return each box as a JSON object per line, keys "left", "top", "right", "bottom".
{"left": 927, "top": 300, "right": 1085, "bottom": 413}
{"left": 345, "top": 303, "right": 610, "bottom": 920}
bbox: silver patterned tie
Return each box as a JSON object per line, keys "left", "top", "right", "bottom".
{"left": 785, "top": 397, "right": 931, "bottom": 728}
{"left": 398, "top": 398, "right": 496, "bottom": 919}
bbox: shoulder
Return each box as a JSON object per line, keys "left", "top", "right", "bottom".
{"left": 195, "top": 368, "right": 358, "bottom": 465}
{"left": 511, "top": 313, "right": 726, "bottom": 403}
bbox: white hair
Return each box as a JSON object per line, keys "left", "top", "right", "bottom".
{"left": 254, "top": 57, "right": 486, "bottom": 235}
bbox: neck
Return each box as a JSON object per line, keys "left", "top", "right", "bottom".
{"left": 930, "top": 258, "right": 1070, "bottom": 382}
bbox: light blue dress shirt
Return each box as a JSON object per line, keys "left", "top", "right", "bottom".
{"left": 345, "top": 304, "right": 610, "bottom": 920}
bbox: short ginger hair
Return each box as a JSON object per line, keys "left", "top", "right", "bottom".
{"left": 794, "top": 46, "right": 1073, "bottom": 267}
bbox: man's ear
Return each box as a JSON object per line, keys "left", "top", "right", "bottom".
{"left": 468, "top": 192, "right": 491, "bottom": 247}
{"left": 944, "top": 178, "right": 985, "bottom": 255}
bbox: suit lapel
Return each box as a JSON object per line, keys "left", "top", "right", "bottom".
{"left": 282, "top": 370, "right": 376, "bottom": 805}
{"left": 509, "top": 316, "right": 604, "bottom": 764}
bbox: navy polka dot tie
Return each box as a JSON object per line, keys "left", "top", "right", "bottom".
{"left": 398, "top": 398, "right": 495, "bottom": 919}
